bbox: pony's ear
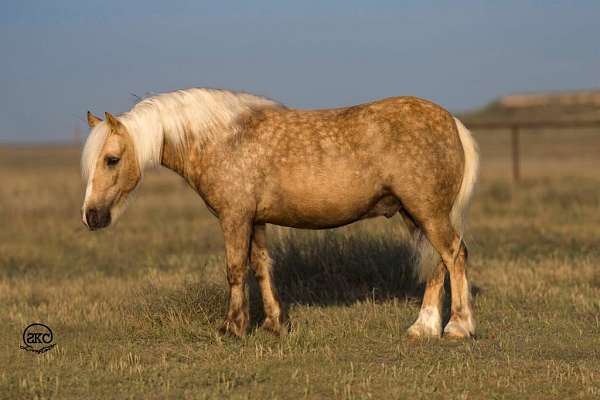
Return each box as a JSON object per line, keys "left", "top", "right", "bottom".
{"left": 87, "top": 111, "right": 102, "bottom": 128}
{"left": 104, "top": 112, "right": 122, "bottom": 133}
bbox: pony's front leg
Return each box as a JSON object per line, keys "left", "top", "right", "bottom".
{"left": 219, "top": 216, "right": 252, "bottom": 337}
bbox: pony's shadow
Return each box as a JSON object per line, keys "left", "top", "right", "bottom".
{"left": 248, "top": 230, "right": 480, "bottom": 329}
{"left": 136, "top": 229, "right": 480, "bottom": 333}
{"left": 247, "top": 230, "right": 422, "bottom": 329}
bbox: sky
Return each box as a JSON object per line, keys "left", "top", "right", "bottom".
{"left": 1, "top": 1, "right": 599, "bottom": 142}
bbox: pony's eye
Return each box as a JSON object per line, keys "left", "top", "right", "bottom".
{"left": 106, "top": 156, "right": 120, "bottom": 167}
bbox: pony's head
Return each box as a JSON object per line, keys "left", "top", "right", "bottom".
{"left": 81, "top": 111, "right": 141, "bottom": 230}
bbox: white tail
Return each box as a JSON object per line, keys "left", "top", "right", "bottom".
{"left": 415, "top": 117, "right": 480, "bottom": 281}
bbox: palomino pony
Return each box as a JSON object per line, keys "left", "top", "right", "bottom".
{"left": 81, "top": 88, "right": 479, "bottom": 339}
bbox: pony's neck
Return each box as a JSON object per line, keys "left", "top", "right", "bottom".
{"left": 120, "top": 108, "right": 166, "bottom": 173}
{"left": 123, "top": 110, "right": 188, "bottom": 176}
{"left": 119, "top": 88, "right": 283, "bottom": 177}
{"left": 160, "top": 135, "right": 188, "bottom": 176}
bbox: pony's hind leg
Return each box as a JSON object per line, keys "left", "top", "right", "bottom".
{"left": 406, "top": 261, "right": 445, "bottom": 338}
{"left": 250, "top": 224, "right": 288, "bottom": 336}
{"left": 400, "top": 211, "right": 445, "bottom": 338}
{"left": 442, "top": 240, "right": 475, "bottom": 338}
{"left": 422, "top": 219, "right": 475, "bottom": 338}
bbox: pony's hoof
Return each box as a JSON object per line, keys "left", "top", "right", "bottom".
{"left": 261, "top": 316, "right": 290, "bottom": 337}
{"left": 406, "top": 321, "right": 441, "bottom": 339}
{"left": 443, "top": 320, "right": 474, "bottom": 339}
{"left": 406, "top": 306, "right": 442, "bottom": 338}
{"left": 219, "top": 319, "right": 247, "bottom": 338}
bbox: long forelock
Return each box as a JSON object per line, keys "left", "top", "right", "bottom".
{"left": 81, "top": 123, "right": 110, "bottom": 181}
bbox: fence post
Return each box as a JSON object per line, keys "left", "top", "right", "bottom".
{"left": 511, "top": 125, "right": 520, "bottom": 183}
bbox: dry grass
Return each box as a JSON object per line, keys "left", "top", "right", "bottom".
{"left": 1, "top": 129, "right": 599, "bottom": 399}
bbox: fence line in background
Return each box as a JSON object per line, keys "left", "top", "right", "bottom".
{"left": 464, "top": 120, "right": 600, "bottom": 183}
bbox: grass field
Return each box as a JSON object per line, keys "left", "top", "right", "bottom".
{"left": 1, "top": 128, "right": 599, "bottom": 399}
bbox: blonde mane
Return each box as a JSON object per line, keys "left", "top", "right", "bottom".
{"left": 81, "top": 88, "right": 282, "bottom": 180}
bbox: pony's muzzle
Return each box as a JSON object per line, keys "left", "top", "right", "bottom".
{"left": 85, "top": 207, "right": 111, "bottom": 230}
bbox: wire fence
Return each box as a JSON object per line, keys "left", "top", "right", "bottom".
{"left": 464, "top": 119, "right": 600, "bottom": 183}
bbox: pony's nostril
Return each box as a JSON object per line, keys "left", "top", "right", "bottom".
{"left": 85, "top": 207, "right": 110, "bottom": 230}
{"left": 86, "top": 208, "right": 99, "bottom": 228}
